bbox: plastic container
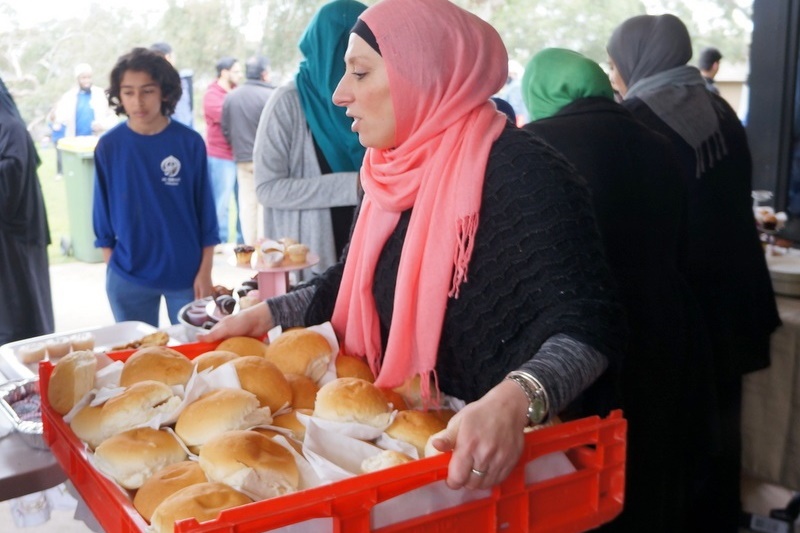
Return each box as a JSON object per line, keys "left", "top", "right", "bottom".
{"left": 58, "top": 135, "right": 103, "bottom": 263}
{"left": 40, "top": 343, "right": 626, "bottom": 533}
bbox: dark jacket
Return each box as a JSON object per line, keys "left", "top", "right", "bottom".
{"left": 222, "top": 80, "right": 275, "bottom": 163}
{"left": 623, "top": 93, "right": 780, "bottom": 377}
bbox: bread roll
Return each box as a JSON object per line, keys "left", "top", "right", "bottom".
{"left": 48, "top": 350, "right": 97, "bottom": 415}
{"left": 174, "top": 388, "right": 262, "bottom": 451}
{"left": 199, "top": 430, "right": 299, "bottom": 500}
{"left": 335, "top": 353, "right": 375, "bottom": 382}
{"left": 215, "top": 336, "right": 268, "bottom": 357}
{"left": 271, "top": 409, "right": 311, "bottom": 441}
{"left": 313, "top": 377, "right": 392, "bottom": 428}
{"left": 360, "top": 450, "right": 413, "bottom": 473}
{"left": 251, "top": 427, "right": 303, "bottom": 454}
{"left": 71, "top": 380, "right": 181, "bottom": 449}
{"left": 150, "top": 482, "right": 252, "bottom": 533}
{"left": 264, "top": 329, "right": 332, "bottom": 382}
{"left": 119, "top": 346, "right": 193, "bottom": 387}
{"left": 192, "top": 350, "right": 240, "bottom": 373}
{"left": 230, "top": 356, "right": 292, "bottom": 412}
{"left": 285, "top": 373, "right": 318, "bottom": 410}
{"left": 93, "top": 427, "right": 186, "bottom": 490}
{"left": 379, "top": 388, "right": 409, "bottom": 411}
{"left": 134, "top": 461, "right": 207, "bottom": 523}
{"left": 385, "top": 410, "right": 447, "bottom": 458}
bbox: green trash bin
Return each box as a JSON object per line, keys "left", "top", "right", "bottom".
{"left": 58, "top": 136, "right": 103, "bottom": 263}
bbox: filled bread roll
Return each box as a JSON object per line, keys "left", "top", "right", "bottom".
{"left": 47, "top": 349, "right": 97, "bottom": 415}
{"left": 134, "top": 460, "right": 207, "bottom": 523}
{"left": 215, "top": 336, "right": 268, "bottom": 357}
{"left": 119, "top": 346, "right": 193, "bottom": 388}
{"left": 313, "top": 377, "right": 393, "bottom": 428}
{"left": 199, "top": 430, "right": 299, "bottom": 500}
{"left": 192, "top": 350, "right": 240, "bottom": 373}
{"left": 264, "top": 329, "right": 332, "bottom": 382}
{"left": 335, "top": 353, "right": 375, "bottom": 383}
{"left": 385, "top": 410, "right": 448, "bottom": 458}
{"left": 230, "top": 356, "right": 292, "bottom": 412}
{"left": 284, "top": 373, "right": 319, "bottom": 410}
{"left": 150, "top": 482, "right": 252, "bottom": 533}
{"left": 174, "top": 388, "right": 264, "bottom": 452}
{"left": 93, "top": 427, "right": 186, "bottom": 490}
{"left": 361, "top": 449, "right": 413, "bottom": 473}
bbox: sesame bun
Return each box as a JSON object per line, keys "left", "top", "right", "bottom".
{"left": 271, "top": 409, "right": 311, "bottom": 441}
{"left": 285, "top": 373, "right": 319, "bottom": 410}
{"left": 360, "top": 450, "right": 413, "bottom": 474}
{"left": 133, "top": 461, "right": 207, "bottom": 523}
{"left": 379, "top": 388, "right": 409, "bottom": 411}
{"left": 47, "top": 350, "right": 97, "bottom": 415}
{"left": 230, "top": 356, "right": 291, "bottom": 412}
{"left": 199, "top": 430, "right": 299, "bottom": 500}
{"left": 93, "top": 427, "right": 186, "bottom": 490}
{"left": 313, "top": 377, "right": 392, "bottom": 428}
{"left": 264, "top": 329, "right": 332, "bottom": 382}
{"left": 192, "top": 350, "right": 240, "bottom": 373}
{"left": 71, "top": 380, "right": 181, "bottom": 449}
{"left": 174, "top": 388, "right": 261, "bottom": 451}
{"left": 335, "top": 353, "right": 375, "bottom": 382}
{"left": 385, "top": 410, "right": 447, "bottom": 458}
{"left": 215, "top": 336, "right": 268, "bottom": 357}
{"left": 150, "top": 482, "right": 252, "bottom": 533}
{"left": 119, "top": 346, "right": 193, "bottom": 388}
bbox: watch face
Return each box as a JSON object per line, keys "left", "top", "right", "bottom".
{"left": 530, "top": 397, "right": 546, "bottom": 424}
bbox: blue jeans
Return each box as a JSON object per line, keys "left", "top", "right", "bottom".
{"left": 208, "top": 156, "right": 243, "bottom": 244}
{"left": 106, "top": 267, "right": 194, "bottom": 326}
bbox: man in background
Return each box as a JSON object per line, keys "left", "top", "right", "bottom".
{"left": 204, "top": 57, "right": 243, "bottom": 248}
{"left": 150, "top": 42, "right": 195, "bottom": 127}
{"left": 52, "top": 63, "right": 116, "bottom": 138}
{"left": 222, "top": 55, "right": 275, "bottom": 245}
{"left": 698, "top": 47, "right": 723, "bottom": 95}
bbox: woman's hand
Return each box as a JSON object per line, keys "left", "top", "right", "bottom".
{"left": 197, "top": 301, "right": 274, "bottom": 343}
{"left": 431, "top": 379, "right": 530, "bottom": 490}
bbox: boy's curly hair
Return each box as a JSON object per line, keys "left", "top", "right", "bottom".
{"left": 106, "top": 47, "right": 181, "bottom": 117}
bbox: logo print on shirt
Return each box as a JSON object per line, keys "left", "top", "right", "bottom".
{"left": 161, "top": 155, "right": 181, "bottom": 186}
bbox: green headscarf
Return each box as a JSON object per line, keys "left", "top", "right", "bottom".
{"left": 295, "top": 0, "right": 367, "bottom": 172}
{"left": 522, "top": 48, "right": 614, "bottom": 121}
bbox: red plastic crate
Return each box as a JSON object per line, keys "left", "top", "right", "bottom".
{"left": 40, "top": 342, "right": 626, "bottom": 532}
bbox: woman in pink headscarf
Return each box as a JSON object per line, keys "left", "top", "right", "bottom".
{"left": 202, "top": 0, "right": 624, "bottom": 490}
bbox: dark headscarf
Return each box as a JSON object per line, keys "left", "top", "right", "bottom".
{"left": 0, "top": 77, "right": 22, "bottom": 122}
{"left": 295, "top": 0, "right": 367, "bottom": 173}
{"left": 608, "top": 14, "right": 726, "bottom": 177}
{"left": 522, "top": 48, "right": 614, "bottom": 121}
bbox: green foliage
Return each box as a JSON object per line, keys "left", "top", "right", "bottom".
{"left": 1, "top": 0, "right": 751, "bottom": 137}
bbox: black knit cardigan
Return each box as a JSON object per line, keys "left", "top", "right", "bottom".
{"left": 282, "top": 125, "right": 626, "bottom": 406}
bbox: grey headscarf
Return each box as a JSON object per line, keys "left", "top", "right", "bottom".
{"left": 608, "top": 14, "right": 726, "bottom": 177}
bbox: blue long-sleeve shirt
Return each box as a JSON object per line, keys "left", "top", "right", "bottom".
{"left": 93, "top": 120, "right": 219, "bottom": 290}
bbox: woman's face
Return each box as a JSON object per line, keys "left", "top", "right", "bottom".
{"left": 333, "top": 33, "right": 396, "bottom": 150}
{"left": 607, "top": 57, "right": 628, "bottom": 98}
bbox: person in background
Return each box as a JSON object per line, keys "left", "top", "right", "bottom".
{"left": 52, "top": 63, "right": 116, "bottom": 138}
{"left": 252, "top": 0, "right": 366, "bottom": 281}
{"left": 202, "top": 0, "right": 625, "bottom": 491}
{"left": 490, "top": 96, "right": 517, "bottom": 124}
{"left": 150, "top": 42, "right": 195, "bottom": 127}
{"left": 522, "top": 47, "right": 715, "bottom": 533}
{"left": 0, "top": 76, "right": 55, "bottom": 344}
{"left": 93, "top": 48, "right": 219, "bottom": 327}
{"left": 222, "top": 55, "right": 275, "bottom": 245}
{"left": 204, "top": 56, "right": 243, "bottom": 248}
{"left": 608, "top": 15, "right": 781, "bottom": 532}
{"left": 698, "top": 46, "right": 722, "bottom": 95}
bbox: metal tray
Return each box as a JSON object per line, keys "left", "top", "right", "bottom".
{"left": 0, "top": 378, "right": 46, "bottom": 450}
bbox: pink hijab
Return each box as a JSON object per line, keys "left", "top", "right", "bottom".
{"left": 331, "top": 0, "right": 509, "bottom": 401}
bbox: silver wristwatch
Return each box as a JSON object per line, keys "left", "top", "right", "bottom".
{"left": 506, "top": 370, "right": 550, "bottom": 427}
